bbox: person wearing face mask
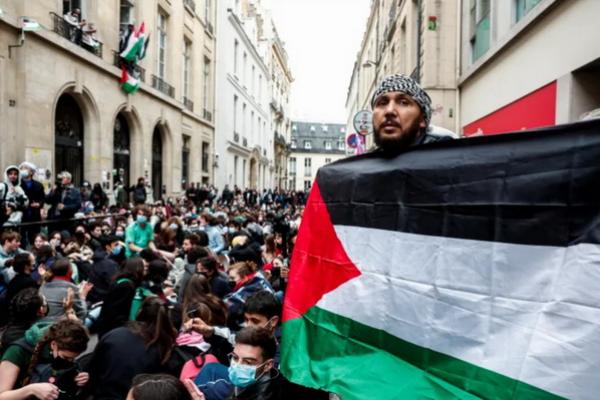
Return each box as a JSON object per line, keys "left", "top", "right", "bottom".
{"left": 125, "top": 205, "right": 157, "bottom": 258}
{"left": 0, "top": 318, "right": 89, "bottom": 400}
{"left": 0, "top": 166, "right": 29, "bottom": 227}
{"left": 18, "top": 162, "right": 45, "bottom": 247}
{"left": 87, "top": 236, "right": 122, "bottom": 305}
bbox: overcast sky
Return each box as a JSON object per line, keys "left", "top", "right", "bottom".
{"left": 262, "top": 0, "right": 371, "bottom": 124}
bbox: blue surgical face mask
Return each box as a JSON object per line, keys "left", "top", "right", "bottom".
{"left": 111, "top": 245, "right": 122, "bottom": 256}
{"left": 115, "top": 231, "right": 124, "bottom": 237}
{"left": 136, "top": 215, "right": 147, "bottom": 224}
{"left": 228, "top": 362, "right": 258, "bottom": 388}
{"left": 169, "top": 223, "right": 178, "bottom": 230}
{"left": 19, "top": 170, "right": 29, "bottom": 179}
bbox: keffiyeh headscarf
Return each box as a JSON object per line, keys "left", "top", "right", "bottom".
{"left": 371, "top": 74, "right": 432, "bottom": 127}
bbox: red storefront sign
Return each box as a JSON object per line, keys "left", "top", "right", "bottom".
{"left": 463, "top": 81, "right": 557, "bottom": 136}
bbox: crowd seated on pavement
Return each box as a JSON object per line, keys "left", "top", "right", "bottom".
{"left": 0, "top": 162, "right": 330, "bottom": 400}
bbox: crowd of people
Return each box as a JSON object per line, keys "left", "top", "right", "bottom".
{"left": 0, "top": 163, "right": 321, "bottom": 400}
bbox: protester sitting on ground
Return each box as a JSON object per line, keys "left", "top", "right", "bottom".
{"left": 177, "top": 246, "right": 209, "bottom": 300}
{"left": 29, "top": 234, "right": 48, "bottom": 257}
{"left": 195, "top": 255, "right": 230, "bottom": 300}
{"left": 126, "top": 374, "right": 193, "bottom": 400}
{"left": 126, "top": 205, "right": 156, "bottom": 258}
{"left": 0, "top": 289, "right": 47, "bottom": 356}
{"left": 87, "top": 297, "right": 178, "bottom": 400}
{"left": 200, "top": 213, "right": 225, "bottom": 255}
{"left": 224, "top": 262, "right": 273, "bottom": 331}
{"left": 87, "top": 235, "right": 122, "bottom": 305}
{"left": 1, "top": 232, "right": 27, "bottom": 296}
{"left": 94, "top": 257, "right": 145, "bottom": 337}
{"left": 0, "top": 318, "right": 89, "bottom": 400}
{"left": 40, "top": 258, "right": 90, "bottom": 322}
{"left": 4, "top": 253, "right": 38, "bottom": 306}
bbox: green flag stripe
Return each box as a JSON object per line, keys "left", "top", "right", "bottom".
{"left": 281, "top": 306, "right": 565, "bottom": 400}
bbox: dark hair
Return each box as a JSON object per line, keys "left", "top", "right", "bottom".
{"left": 115, "top": 257, "right": 145, "bottom": 284}
{"left": 8, "top": 288, "right": 43, "bottom": 324}
{"left": 235, "top": 327, "right": 277, "bottom": 361}
{"left": 100, "top": 235, "right": 119, "bottom": 248}
{"left": 187, "top": 246, "right": 209, "bottom": 265}
{"left": 196, "top": 231, "right": 209, "bottom": 247}
{"left": 197, "top": 256, "right": 218, "bottom": 274}
{"left": 129, "top": 374, "right": 191, "bottom": 400}
{"left": 10, "top": 253, "right": 33, "bottom": 274}
{"left": 25, "top": 319, "right": 89, "bottom": 384}
{"left": 244, "top": 291, "right": 281, "bottom": 320}
{"left": 182, "top": 275, "right": 228, "bottom": 327}
{"left": 130, "top": 297, "right": 177, "bottom": 364}
{"left": 50, "top": 258, "right": 71, "bottom": 277}
{"left": 36, "top": 245, "right": 55, "bottom": 265}
{"left": 1, "top": 231, "right": 20, "bottom": 245}
{"left": 140, "top": 248, "right": 159, "bottom": 263}
{"left": 183, "top": 233, "right": 201, "bottom": 246}
{"left": 147, "top": 259, "right": 169, "bottom": 285}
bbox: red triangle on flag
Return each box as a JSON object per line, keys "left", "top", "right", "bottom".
{"left": 282, "top": 181, "right": 361, "bottom": 322}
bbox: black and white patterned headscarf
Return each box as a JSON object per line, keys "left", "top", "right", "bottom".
{"left": 371, "top": 74, "right": 432, "bottom": 126}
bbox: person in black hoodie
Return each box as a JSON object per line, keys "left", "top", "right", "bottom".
{"left": 18, "top": 162, "right": 45, "bottom": 247}
{"left": 4, "top": 253, "right": 38, "bottom": 305}
{"left": 94, "top": 257, "right": 145, "bottom": 338}
{"left": 87, "top": 236, "right": 122, "bottom": 305}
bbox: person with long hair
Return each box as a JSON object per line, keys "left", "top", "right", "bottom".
{"left": 0, "top": 319, "right": 89, "bottom": 400}
{"left": 126, "top": 374, "right": 193, "bottom": 400}
{"left": 87, "top": 297, "right": 178, "bottom": 399}
{"left": 0, "top": 289, "right": 47, "bottom": 356}
{"left": 94, "top": 257, "right": 145, "bottom": 338}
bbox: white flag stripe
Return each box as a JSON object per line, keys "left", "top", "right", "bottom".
{"left": 315, "top": 225, "right": 600, "bottom": 400}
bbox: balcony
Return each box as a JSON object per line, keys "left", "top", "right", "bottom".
{"left": 183, "top": 97, "right": 194, "bottom": 112}
{"left": 50, "top": 12, "right": 103, "bottom": 58}
{"left": 113, "top": 51, "right": 146, "bottom": 82}
{"left": 152, "top": 75, "right": 175, "bottom": 98}
{"left": 203, "top": 109, "right": 213, "bottom": 122}
{"left": 234, "top": 132, "right": 240, "bottom": 143}
{"left": 184, "top": 0, "right": 196, "bottom": 12}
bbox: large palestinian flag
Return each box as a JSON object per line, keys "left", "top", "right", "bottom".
{"left": 281, "top": 119, "right": 600, "bottom": 400}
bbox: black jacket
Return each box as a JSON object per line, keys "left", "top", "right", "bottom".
{"left": 87, "top": 249, "right": 119, "bottom": 304}
{"left": 20, "top": 179, "right": 45, "bottom": 222}
{"left": 95, "top": 278, "right": 136, "bottom": 337}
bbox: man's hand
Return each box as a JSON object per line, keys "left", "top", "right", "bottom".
{"left": 183, "top": 379, "right": 206, "bottom": 400}
{"left": 31, "top": 202, "right": 40, "bottom": 208}
{"left": 184, "top": 317, "right": 215, "bottom": 337}
{"left": 79, "top": 281, "right": 93, "bottom": 300}
{"left": 57, "top": 203, "right": 65, "bottom": 210}
{"left": 74, "top": 372, "right": 89, "bottom": 387}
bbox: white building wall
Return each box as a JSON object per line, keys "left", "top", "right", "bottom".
{"left": 459, "top": 0, "right": 600, "bottom": 127}
{"left": 288, "top": 152, "right": 346, "bottom": 192}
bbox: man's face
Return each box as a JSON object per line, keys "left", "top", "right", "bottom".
{"left": 244, "top": 312, "right": 278, "bottom": 334}
{"left": 182, "top": 239, "right": 192, "bottom": 253}
{"left": 372, "top": 91, "right": 426, "bottom": 153}
{"left": 231, "top": 343, "right": 273, "bottom": 377}
{"left": 91, "top": 226, "right": 102, "bottom": 238}
{"left": 7, "top": 169, "right": 18, "bottom": 184}
{"left": 5, "top": 238, "right": 20, "bottom": 252}
{"left": 62, "top": 175, "right": 71, "bottom": 186}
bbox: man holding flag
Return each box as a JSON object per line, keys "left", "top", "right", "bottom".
{"left": 281, "top": 73, "right": 600, "bottom": 400}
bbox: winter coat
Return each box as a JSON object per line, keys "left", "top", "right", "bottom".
{"left": 20, "top": 178, "right": 45, "bottom": 223}
{"left": 87, "top": 249, "right": 120, "bottom": 304}
{"left": 0, "top": 165, "right": 29, "bottom": 225}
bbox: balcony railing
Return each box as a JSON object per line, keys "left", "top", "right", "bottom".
{"left": 113, "top": 51, "right": 146, "bottom": 82}
{"left": 184, "top": 0, "right": 196, "bottom": 12}
{"left": 234, "top": 132, "right": 240, "bottom": 143}
{"left": 50, "top": 12, "right": 103, "bottom": 58}
{"left": 203, "top": 109, "right": 213, "bottom": 122}
{"left": 183, "top": 97, "right": 194, "bottom": 112}
{"left": 152, "top": 75, "right": 175, "bottom": 98}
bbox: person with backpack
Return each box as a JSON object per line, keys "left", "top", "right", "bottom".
{"left": 94, "top": 257, "right": 145, "bottom": 338}
{"left": 0, "top": 166, "right": 29, "bottom": 228}
{"left": 0, "top": 289, "right": 47, "bottom": 357}
{"left": 131, "top": 177, "right": 147, "bottom": 206}
{"left": 86, "top": 297, "right": 178, "bottom": 399}
{"left": 0, "top": 318, "right": 89, "bottom": 400}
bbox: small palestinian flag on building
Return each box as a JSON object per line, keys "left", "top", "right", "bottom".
{"left": 21, "top": 17, "right": 40, "bottom": 31}
{"left": 281, "top": 119, "right": 600, "bottom": 400}
{"left": 120, "top": 22, "right": 146, "bottom": 62}
{"left": 120, "top": 65, "right": 139, "bottom": 94}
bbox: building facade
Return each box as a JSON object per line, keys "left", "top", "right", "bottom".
{"left": 0, "top": 0, "right": 216, "bottom": 199}
{"left": 214, "top": 0, "right": 270, "bottom": 190}
{"left": 287, "top": 121, "right": 347, "bottom": 192}
{"left": 459, "top": 0, "right": 600, "bottom": 135}
{"left": 346, "top": 0, "right": 460, "bottom": 147}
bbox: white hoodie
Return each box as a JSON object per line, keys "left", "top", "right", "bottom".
{"left": 1, "top": 165, "right": 29, "bottom": 225}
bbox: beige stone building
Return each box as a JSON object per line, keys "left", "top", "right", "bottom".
{"left": 459, "top": 0, "right": 600, "bottom": 135}
{"left": 0, "top": 0, "right": 216, "bottom": 199}
{"left": 346, "top": 0, "right": 460, "bottom": 146}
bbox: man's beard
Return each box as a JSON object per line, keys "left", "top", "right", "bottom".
{"left": 373, "top": 120, "right": 422, "bottom": 154}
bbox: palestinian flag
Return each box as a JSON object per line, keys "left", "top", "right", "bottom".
{"left": 120, "top": 22, "right": 145, "bottom": 62}
{"left": 21, "top": 17, "right": 40, "bottom": 31}
{"left": 281, "top": 119, "right": 600, "bottom": 400}
{"left": 120, "top": 65, "right": 139, "bottom": 94}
